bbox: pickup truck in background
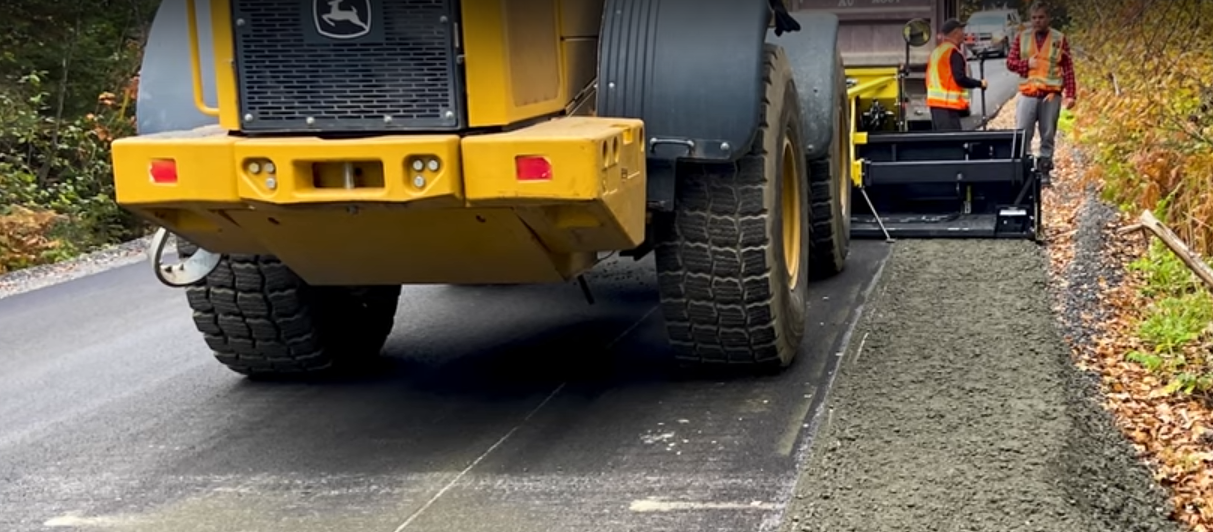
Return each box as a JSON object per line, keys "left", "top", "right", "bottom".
{"left": 964, "top": 8, "right": 1025, "bottom": 58}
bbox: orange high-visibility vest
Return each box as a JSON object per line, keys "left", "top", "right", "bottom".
{"left": 926, "top": 42, "right": 969, "bottom": 110}
{"left": 1019, "top": 28, "right": 1065, "bottom": 96}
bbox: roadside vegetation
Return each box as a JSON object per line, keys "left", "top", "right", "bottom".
{"left": 1047, "top": 0, "right": 1213, "bottom": 528}
{"left": 0, "top": 2, "right": 156, "bottom": 273}
{"left": 1062, "top": 0, "right": 1213, "bottom": 397}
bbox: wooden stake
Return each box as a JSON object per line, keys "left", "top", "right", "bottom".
{"left": 1121, "top": 210, "right": 1213, "bottom": 292}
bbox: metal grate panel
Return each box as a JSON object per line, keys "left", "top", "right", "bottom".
{"left": 231, "top": 0, "right": 463, "bottom": 133}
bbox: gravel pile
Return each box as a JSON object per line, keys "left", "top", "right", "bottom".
{"left": 779, "top": 239, "right": 1177, "bottom": 532}
{"left": 1051, "top": 188, "right": 1180, "bottom": 530}
{"left": 1053, "top": 183, "right": 1121, "bottom": 363}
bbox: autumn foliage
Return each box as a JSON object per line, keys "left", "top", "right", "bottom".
{"left": 0, "top": 206, "right": 70, "bottom": 273}
{"left": 1058, "top": 0, "right": 1213, "bottom": 253}
{"left": 1053, "top": 0, "right": 1213, "bottom": 399}
{"left": 1015, "top": 106, "right": 1213, "bottom": 532}
{"left": 1030, "top": 1, "right": 1213, "bottom": 528}
{"left": 0, "top": 3, "right": 153, "bottom": 272}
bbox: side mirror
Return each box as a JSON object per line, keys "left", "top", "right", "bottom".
{"left": 902, "top": 18, "right": 932, "bottom": 47}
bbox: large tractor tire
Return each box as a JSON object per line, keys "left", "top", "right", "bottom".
{"left": 177, "top": 241, "right": 401, "bottom": 378}
{"left": 807, "top": 50, "right": 851, "bottom": 279}
{"left": 654, "top": 44, "right": 810, "bottom": 369}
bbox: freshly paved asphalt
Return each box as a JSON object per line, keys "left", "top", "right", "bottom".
{"left": 0, "top": 63, "right": 1020, "bottom": 532}
{"left": 0, "top": 245, "right": 888, "bottom": 532}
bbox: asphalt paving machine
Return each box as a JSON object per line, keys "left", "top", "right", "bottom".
{"left": 111, "top": 0, "right": 1040, "bottom": 380}
{"left": 842, "top": 18, "right": 1045, "bottom": 240}
{"left": 793, "top": 0, "right": 1043, "bottom": 239}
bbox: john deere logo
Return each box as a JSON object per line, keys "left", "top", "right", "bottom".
{"left": 313, "top": 0, "right": 371, "bottom": 40}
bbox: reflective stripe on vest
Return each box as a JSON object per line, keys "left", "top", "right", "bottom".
{"left": 1019, "top": 28, "right": 1064, "bottom": 94}
{"left": 926, "top": 42, "right": 968, "bottom": 110}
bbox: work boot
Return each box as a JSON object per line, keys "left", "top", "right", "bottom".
{"left": 1039, "top": 156, "right": 1053, "bottom": 172}
{"left": 1037, "top": 156, "right": 1053, "bottom": 187}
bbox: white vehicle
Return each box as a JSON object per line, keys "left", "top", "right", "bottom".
{"left": 964, "top": 8, "right": 1024, "bottom": 58}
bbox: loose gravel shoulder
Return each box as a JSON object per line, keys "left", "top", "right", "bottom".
{"left": 0, "top": 236, "right": 151, "bottom": 300}
{"left": 780, "top": 239, "right": 1178, "bottom": 532}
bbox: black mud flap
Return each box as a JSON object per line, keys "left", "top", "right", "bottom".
{"left": 850, "top": 130, "right": 1043, "bottom": 240}
{"left": 598, "top": 0, "right": 774, "bottom": 213}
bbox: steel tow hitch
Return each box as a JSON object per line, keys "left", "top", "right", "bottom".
{"left": 148, "top": 227, "right": 221, "bottom": 287}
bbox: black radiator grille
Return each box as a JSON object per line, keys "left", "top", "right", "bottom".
{"left": 231, "top": 0, "right": 463, "bottom": 133}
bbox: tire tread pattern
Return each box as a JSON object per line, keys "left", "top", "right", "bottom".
{"left": 655, "top": 45, "right": 803, "bottom": 367}
{"left": 182, "top": 251, "right": 399, "bottom": 377}
{"left": 806, "top": 52, "right": 850, "bottom": 279}
{"left": 807, "top": 157, "right": 846, "bottom": 278}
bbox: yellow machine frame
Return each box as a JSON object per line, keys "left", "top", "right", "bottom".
{"left": 112, "top": 0, "right": 887, "bottom": 378}
{"left": 115, "top": 0, "right": 646, "bottom": 286}
{"left": 843, "top": 66, "right": 901, "bottom": 189}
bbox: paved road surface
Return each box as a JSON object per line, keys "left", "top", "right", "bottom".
{"left": 0, "top": 68, "right": 1022, "bottom": 532}
{"left": 0, "top": 244, "right": 888, "bottom": 532}
{"left": 964, "top": 57, "right": 1017, "bottom": 130}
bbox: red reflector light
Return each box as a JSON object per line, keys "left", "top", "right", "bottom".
{"left": 515, "top": 156, "right": 552, "bottom": 181}
{"left": 149, "top": 159, "right": 178, "bottom": 184}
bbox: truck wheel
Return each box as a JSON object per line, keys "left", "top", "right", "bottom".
{"left": 181, "top": 252, "right": 401, "bottom": 378}
{"left": 654, "top": 44, "right": 810, "bottom": 369}
{"left": 807, "top": 52, "right": 851, "bottom": 279}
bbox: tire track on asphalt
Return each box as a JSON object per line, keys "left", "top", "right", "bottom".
{"left": 392, "top": 307, "right": 657, "bottom": 531}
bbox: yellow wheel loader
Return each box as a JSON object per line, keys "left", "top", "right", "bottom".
{"left": 113, "top": 1, "right": 1042, "bottom": 379}
{"left": 114, "top": 0, "right": 855, "bottom": 377}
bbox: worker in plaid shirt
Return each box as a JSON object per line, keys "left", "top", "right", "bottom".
{"left": 1006, "top": 1, "right": 1076, "bottom": 187}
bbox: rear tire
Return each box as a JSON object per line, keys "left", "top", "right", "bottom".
{"left": 654, "top": 44, "right": 810, "bottom": 370}
{"left": 181, "top": 251, "right": 401, "bottom": 378}
{"left": 807, "top": 50, "right": 851, "bottom": 280}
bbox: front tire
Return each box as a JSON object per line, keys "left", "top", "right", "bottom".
{"left": 654, "top": 44, "right": 810, "bottom": 370}
{"left": 807, "top": 49, "right": 852, "bottom": 279}
{"left": 182, "top": 252, "right": 401, "bottom": 378}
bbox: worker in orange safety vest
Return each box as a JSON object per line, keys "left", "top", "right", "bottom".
{"left": 1007, "top": 1, "right": 1077, "bottom": 186}
{"left": 926, "top": 19, "right": 988, "bottom": 130}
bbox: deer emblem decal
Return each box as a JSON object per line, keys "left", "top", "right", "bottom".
{"left": 313, "top": 0, "right": 372, "bottom": 39}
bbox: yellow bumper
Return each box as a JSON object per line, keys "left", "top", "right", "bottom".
{"left": 112, "top": 117, "right": 647, "bottom": 285}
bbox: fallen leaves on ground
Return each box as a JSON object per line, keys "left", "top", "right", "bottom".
{"left": 991, "top": 97, "right": 1213, "bottom": 530}
{"left": 0, "top": 206, "right": 69, "bottom": 274}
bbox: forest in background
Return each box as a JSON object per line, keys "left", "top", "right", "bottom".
{"left": 0, "top": 1, "right": 157, "bottom": 273}
{"left": 3, "top": 0, "right": 1211, "bottom": 527}
{"left": 0, "top": 0, "right": 1208, "bottom": 266}
{"left": 1061, "top": 0, "right": 1213, "bottom": 253}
